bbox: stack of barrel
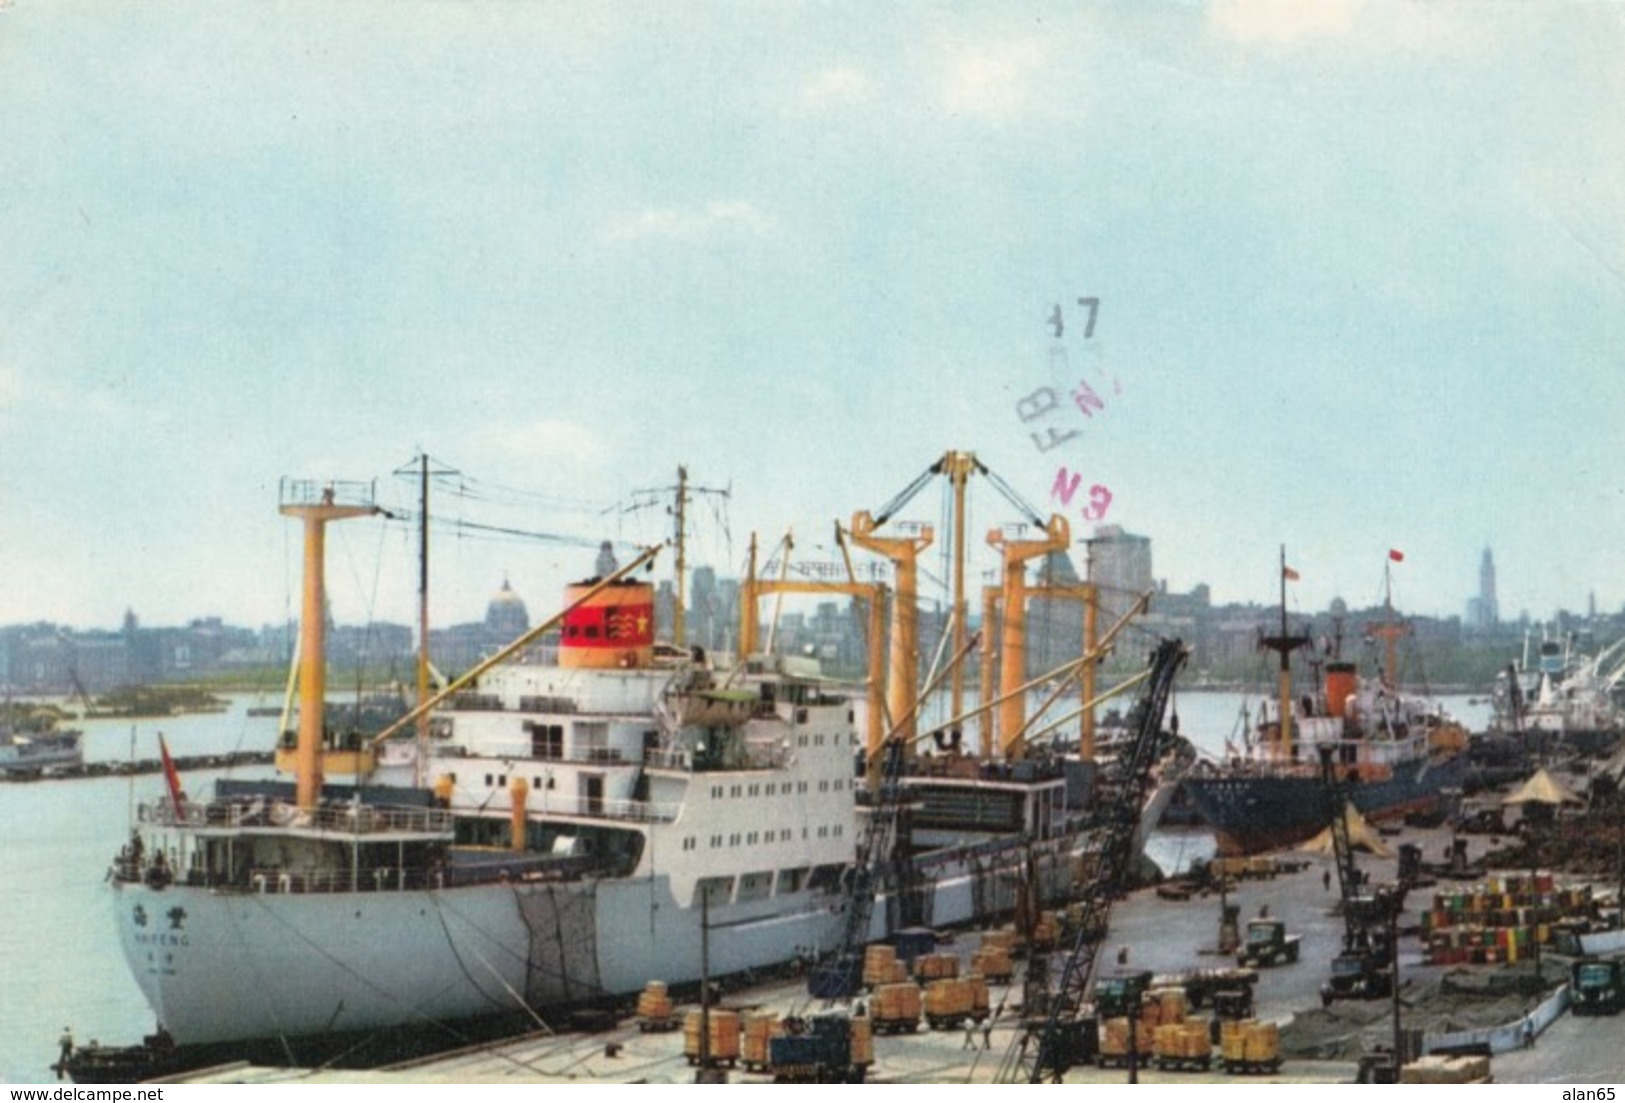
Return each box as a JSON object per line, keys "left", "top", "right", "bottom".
{"left": 923, "top": 973, "right": 989, "bottom": 1031}
{"left": 1400, "top": 1053, "right": 1491, "bottom": 1084}
{"left": 871, "top": 980, "right": 923, "bottom": 1034}
{"left": 636, "top": 980, "right": 675, "bottom": 1032}
{"left": 915, "top": 951, "right": 963, "bottom": 1030}
{"left": 1145, "top": 987, "right": 1211, "bottom": 1071}
{"left": 1218, "top": 1019, "right": 1281, "bottom": 1074}
{"left": 741, "top": 1011, "right": 783, "bottom": 1072}
{"left": 972, "top": 931, "right": 1015, "bottom": 983}
{"left": 683, "top": 1009, "right": 742, "bottom": 1068}
{"left": 863, "top": 944, "right": 909, "bottom": 987}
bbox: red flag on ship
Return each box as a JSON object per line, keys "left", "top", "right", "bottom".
{"left": 1389, "top": 549, "right": 1405, "bottom": 562}
{"left": 158, "top": 733, "right": 187, "bottom": 814}
{"left": 1283, "top": 565, "right": 1301, "bottom": 581}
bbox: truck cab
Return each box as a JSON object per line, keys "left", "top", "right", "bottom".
{"left": 1237, "top": 920, "right": 1300, "bottom": 967}
{"left": 1320, "top": 950, "right": 1393, "bottom": 1006}
{"left": 1571, "top": 958, "right": 1625, "bottom": 1016}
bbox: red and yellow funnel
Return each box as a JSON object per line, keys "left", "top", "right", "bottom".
{"left": 559, "top": 579, "right": 655, "bottom": 669}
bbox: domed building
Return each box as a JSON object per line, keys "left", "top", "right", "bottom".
{"left": 484, "top": 578, "right": 530, "bottom": 638}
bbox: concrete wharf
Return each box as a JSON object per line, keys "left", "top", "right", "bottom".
{"left": 158, "top": 821, "right": 1619, "bottom": 1085}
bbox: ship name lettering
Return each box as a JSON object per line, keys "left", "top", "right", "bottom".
{"left": 134, "top": 931, "right": 190, "bottom": 948}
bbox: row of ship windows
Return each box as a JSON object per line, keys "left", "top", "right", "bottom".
{"left": 483, "top": 774, "right": 557, "bottom": 790}
{"left": 708, "top": 779, "right": 845, "bottom": 799}
{"left": 679, "top": 825, "right": 844, "bottom": 850}
{"left": 789, "top": 734, "right": 858, "bottom": 750}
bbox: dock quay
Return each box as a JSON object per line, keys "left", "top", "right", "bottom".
{"left": 148, "top": 819, "right": 1620, "bottom": 1085}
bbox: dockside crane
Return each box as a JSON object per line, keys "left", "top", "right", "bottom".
{"left": 994, "top": 637, "right": 1190, "bottom": 1083}
{"left": 1317, "top": 744, "right": 1400, "bottom": 1007}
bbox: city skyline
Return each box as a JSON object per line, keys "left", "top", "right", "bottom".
{"left": 5, "top": 4, "right": 1622, "bottom": 633}
{"left": 4, "top": 531, "right": 1607, "bottom": 638}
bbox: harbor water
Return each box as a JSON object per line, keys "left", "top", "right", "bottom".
{"left": 0, "top": 689, "right": 1491, "bottom": 1083}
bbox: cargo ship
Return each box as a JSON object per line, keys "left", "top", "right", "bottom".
{"left": 1182, "top": 552, "right": 1470, "bottom": 856}
{"left": 86, "top": 476, "right": 1125, "bottom": 1080}
{"left": 1488, "top": 633, "right": 1625, "bottom": 758}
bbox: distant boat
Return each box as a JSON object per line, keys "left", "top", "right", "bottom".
{"left": 0, "top": 702, "right": 84, "bottom": 775}
{"left": 1489, "top": 633, "right": 1625, "bottom": 758}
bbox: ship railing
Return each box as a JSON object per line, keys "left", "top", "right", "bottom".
{"left": 643, "top": 748, "right": 691, "bottom": 770}
{"left": 524, "top": 793, "right": 680, "bottom": 823}
{"left": 231, "top": 864, "right": 451, "bottom": 894}
{"left": 137, "top": 798, "right": 454, "bottom": 836}
{"left": 439, "top": 740, "right": 629, "bottom": 765}
{"left": 642, "top": 747, "right": 795, "bottom": 773}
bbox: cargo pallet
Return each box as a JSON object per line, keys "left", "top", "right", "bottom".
{"left": 1155, "top": 1054, "right": 1214, "bottom": 1072}
{"left": 771, "top": 1066, "right": 869, "bottom": 1084}
{"left": 871, "top": 1018, "right": 921, "bottom": 1035}
{"left": 685, "top": 1055, "right": 737, "bottom": 1069}
{"left": 637, "top": 1017, "right": 678, "bottom": 1033}
{"left": 1095, "top": 1053, "right": 1152, "bottom": 1069}
{"left": 1223, "top": 1057, "right": 1283, "bottom": 1075}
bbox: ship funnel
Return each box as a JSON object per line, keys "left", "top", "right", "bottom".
{"left": 560, "top": 578, "right": 656, "bottom": 670}
{"left": 1325, "top": 662, "right": 1358, "bottom": 720}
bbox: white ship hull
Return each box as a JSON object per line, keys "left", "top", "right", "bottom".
{"left": 113, "top": 842, "right": 1064, "bottom": 1047}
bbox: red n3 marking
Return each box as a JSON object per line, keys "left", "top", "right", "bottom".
{"left": 1052, "top": 468, "right": 1112, "bottom": 522}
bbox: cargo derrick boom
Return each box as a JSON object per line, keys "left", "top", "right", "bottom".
{"left": 998, "top": 638, "right": 1189, "bottom": 1083}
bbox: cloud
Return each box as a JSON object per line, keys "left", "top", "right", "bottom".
{"left": 802, "top": 66, "right": 872, "bottom": 109}
{"left": 484, "top": 418, "right": 611, "bottom": 467}
{"left": 1209, "top": 0, "right": 1354, "bottom": 45}
{"left": 602, "top": 201, "right": 771, "bottom": 243}
{"left": 941, "top": 39, "right": 1047, "bottom": 118}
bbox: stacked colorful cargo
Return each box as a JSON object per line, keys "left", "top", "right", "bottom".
{"left": 1422, "top": 872, "right": 1600, "bottom": 965}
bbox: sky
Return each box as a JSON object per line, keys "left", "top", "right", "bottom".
{"left": 3, "top": 1, "right": 1623, "bottom": 634}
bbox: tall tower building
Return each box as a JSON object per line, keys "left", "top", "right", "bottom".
{"left": 1087, "top": 525, "right": 1153, "bottom": 629}
{"left": 1467, "top": 547, "right": 1499, "bottom": 631}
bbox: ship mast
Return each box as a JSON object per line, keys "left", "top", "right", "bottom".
{"left": 1368, "top": 557, "right": 1408, "bottom": 690}
{"left": 280, "top": 480, "right": 378, "bottom": 810}
{"left": 393, "top": 453, "right": 457, "bottom": 787}
{"left": 939, "top": 450, "right": 979, "bottom": 723}
{"left": 1260, "top": 546, "right": 1309, "bottom": 760}
{"left": 627, "top": 466, "right": 728, "bottom": 650}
